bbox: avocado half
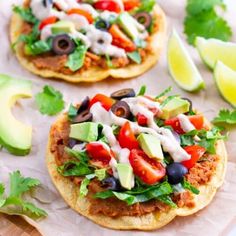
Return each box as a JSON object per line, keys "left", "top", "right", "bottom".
{"left": 0, "top": 74, "right": 32, "bottom": 156}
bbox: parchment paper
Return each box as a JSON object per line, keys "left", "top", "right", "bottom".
{"left": 0, "top": 0, "right": 236, "bottom": 235}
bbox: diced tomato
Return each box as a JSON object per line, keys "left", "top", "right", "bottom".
{"left": 123, "top": 0, "right": 140, "bottom": 11}
{"left": 86, "top": 142, "right": 113, "bottom": 165}
{"left": 137, "top": 113, "right": 148, "bottom": 126}
{"left": 67, "top": 8, "right": 94, "bottom": 24}
{"left": 118, "top": 122, "right": 139, "bottom": 150}
{"left": 94, "top": 0, "right": 122, "bottom": 13}
{"left": 89, "top": 94, "right": 114, "bottom": 111}
{"left": 39, "top": 16, "right": 57, "bottom": 30}
{"left": 182, "top": 145, "right": 206, "bottom": 169}
{"left": 129, "top": 149, "right": 166, "bottom": 185}
{"left": 164, "top": 115, "right": 205, "bottom": 134}
{"left": 109, "top": 24, "right": 136, "bottom": 52}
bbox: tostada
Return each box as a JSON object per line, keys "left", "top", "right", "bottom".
{"left": 10, "top": 0, "right": 166, "bottom": 83}
{"left": 46, "top": 87, "right": 227, "bottom": 230}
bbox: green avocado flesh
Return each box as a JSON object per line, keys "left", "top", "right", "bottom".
{"left": 0, "top": 75, "right": 32, "bottom": 156}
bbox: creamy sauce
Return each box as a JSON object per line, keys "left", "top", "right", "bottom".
{"left": 178, "top": 114, "right": 195, "bottom": 133}
{"left": 90, "top": 100, "right": 191, "bottom": 163}
{"left": 29, "top": 0, "right": 146, "bottom": 58}
{"left": 100, "top": 11, "right": 118, "bottom": 22}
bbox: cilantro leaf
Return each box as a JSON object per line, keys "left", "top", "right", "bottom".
{"left": 95, "top": 169, "right": 107, "bottom": 181}
{"left": 35, "top": 85, "right": 65, "bottom": 116}
{"left": 10, "top": 171, "right": 40, "bottom": 198}
{"left": 137, "top": 85, "right": 146, "bottom": 96}
{"left": 22, "top": 202, "right": 47, "bottom": 217}
{"left": 186, "top": 0, "right": 224, "bottom": 15}
{"left": 68, "top": 104, "right": 78, "bottom": 120}
{"left": 66, "top": 45, "right": 87, "bottom": 71}
{"left": 0, "top": 171, "right": 47, "bottom": 219}
{"left": 184, "top": 10, "right": 232, "bottom": 45}
{"left": 212, "top": 109, "right": 236, "bottom": 125}
{"left": 127, "top": 51, "right": 141, "bottom": 64}
{"left": 13, "top": 6, "right": 38, "bottom": 24}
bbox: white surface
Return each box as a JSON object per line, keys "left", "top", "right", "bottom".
{"left": 0, "top": 0, "right": 236, "bottom": 235}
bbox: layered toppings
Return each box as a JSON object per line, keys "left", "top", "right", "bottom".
{"left": 13, "top": 0, "right": 158, "bottom": 73}
{"left": 50, "top": 87, "right": 224, "bottom": 217}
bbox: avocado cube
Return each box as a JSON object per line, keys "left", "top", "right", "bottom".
{"left": 117, "top": 163, "right": 134, "bottom": 190}
{"left": 137, "top": 133, "right": 164, "bottom": 160}
{"left": 51, "top": 21, "right": 75, "bottom": 34}
{"left": 160, "top": 97, "right": 190, "bottom": 120}
{"left": 117, "top": 12, "right": 139, "bottom": 40}
{"left": 69, "top": 122, "right": 99, "bottom": 142}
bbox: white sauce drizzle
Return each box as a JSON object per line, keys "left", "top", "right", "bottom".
{"left": 178, "top": 114, "right": 195, "bottom": 133}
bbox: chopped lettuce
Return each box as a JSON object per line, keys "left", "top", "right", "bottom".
{"left": 68, "top": 104, "right": 78, "bottom": 120}
{"left": 181, "top": 179, "right": 200, "bottom": 194}
{"left": 13, "top": 6, "right": 38, "bottom": 24}
{"left": 136, "top": 0, "right": 156, "bottom": 13}
{"left": 66, "top": 45, "right": 87, "bottom": 72}
{"left": 24, "top": 39, "right": 52, "bottom": 55}
{"left": 80, "top": 178, "right": 90, "bottom": 197}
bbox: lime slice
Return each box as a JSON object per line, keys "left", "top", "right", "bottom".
{"left": 168, "top": 30, "right": 205, "bottom": 92}
{"left": 196, "top": 37, "right": 236, "bottom": 70}
{"left": 214, "top": 61, "right": 236, "bottom": 107}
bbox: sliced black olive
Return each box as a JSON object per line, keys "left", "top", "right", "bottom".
{"left": 52, "top": 34, "right": 75, "bottom": 55}
{"left": 134, "top": 12, "right": 152, "bottom": 29}
{"left": 111, "top": 101, "right": 131, "bottom": 119}
{"left": 95, "top": 19, "right": 110, "bottom": 31}
{"left": 167, "top": 163, "right": 188, "bottom": 185}
{"left": 78, "top": 96, "right": 90, "bottom": 114}
{"left": 102, "top": 177, "right": 121, "bottom": 191}
{"left": 42, "top": 0, "right": 53, "bottom": 7}
{"left": 68, "top": 138, "right": 78, "bottom": 149}
{"left": 111, "top": 88, "right": 136, "bottom": 100}
{"left": 182, "top": 97, "right": 193, "bottom": 114}
{"left": 72, "top": 110, "right": 93, "bottom": 124}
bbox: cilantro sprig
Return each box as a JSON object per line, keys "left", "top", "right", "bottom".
{"left": 35, "top": 85, "right": 65, "bottom": 116}
{"left": 212, "top": 109, "right": 236, "bottom": 125}
{"left": 184, "top": 0, "right": 232, "bottom": 45}
{"left": 0, "top": 171, "right": 47, "bottom": 219}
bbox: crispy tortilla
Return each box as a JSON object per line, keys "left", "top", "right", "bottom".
{"left": 10, "top": 3, "right": 166, "bottom": 83}
{"left": 46, "top": 114, "right": 227, "bottom": 230}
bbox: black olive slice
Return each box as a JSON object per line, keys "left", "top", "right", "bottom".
{"left": 78, "top": 96, "right": 90, "bottom": 114}
{"left": 134, "top": 12, "right": 152, "bottom": 29}
{"left": 68, "top": 138, "right": 78, "bottom": 149}
{"left": 72, "top": 110, "right": 93, "bottom": 124}
{"left": 52, "top": 34, "right": 75, "bottom": 55}
{"left": 111, "top": 88, "right": 136, "bottom": 100}
{"left": 95, "top": 19, "right": 110, "bottom": 31}
{"left": 181, "top": 97, "right": 193, "bottom": 114}
{"left": 111, "top": 101, "right": 131, "bottom": 119}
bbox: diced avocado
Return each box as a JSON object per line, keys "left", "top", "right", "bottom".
{"left": 51, "top": 21, "right": 75, "bottom": 34}
{"left": 117, "top": 12, "right": 139, "bottom": 40}
{"left": 160, "top": 97, "right": 190, "bottom": 120}
{"left": 137, "top": 133, "right": 164, "bottom": 160}
{"left": 0, "top": 75, "right": 32, "bottom": 156}
{"left": 117, "top": 163, "right": 134, "bottom": 190}
{"left": 69, "top": 122, "right": 99, "bottom": 142}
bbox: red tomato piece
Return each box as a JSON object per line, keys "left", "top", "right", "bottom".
{"left": 86, "top": 142, "right": 112, "bottom": 165}
{"left": 137, "top": 113, "right": 148, "bottom": 126}
{"left": 118, "top": 122, "right": 139, "bottom": 150}
{"left": 164, "top": 115, "right": 205, "bottom": 134}
{"left": 123, "top": 0, "right": 140, "bottom": 11}
{"left": 94, "top": 0, "right": 122, "bottom": 13}
{"left": 39, "top": 16, "right": 57, "bottom": 30}
{"left": 129, "top": 149, "right": 166, "bottom": 185}
{"left": 109, "top": 24, "right": 136, "bottom": 52}
{"left": 182, "top": 145, "right": 206, "bottom": 169}
{"left": 89, "top": 94, "right": 114, "bottom": 111}
{"left": 67, "top": 8, "right": 94, "bottom": 24}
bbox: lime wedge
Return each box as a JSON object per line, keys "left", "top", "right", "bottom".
{"left": 168, "top": 30, "right": 205, "bottom": 92}
{"left": 214, "top": 61, "right": 236, "bottom": 107}
{"left": 196, "top": 37, "right": 236, "bottom": 70}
